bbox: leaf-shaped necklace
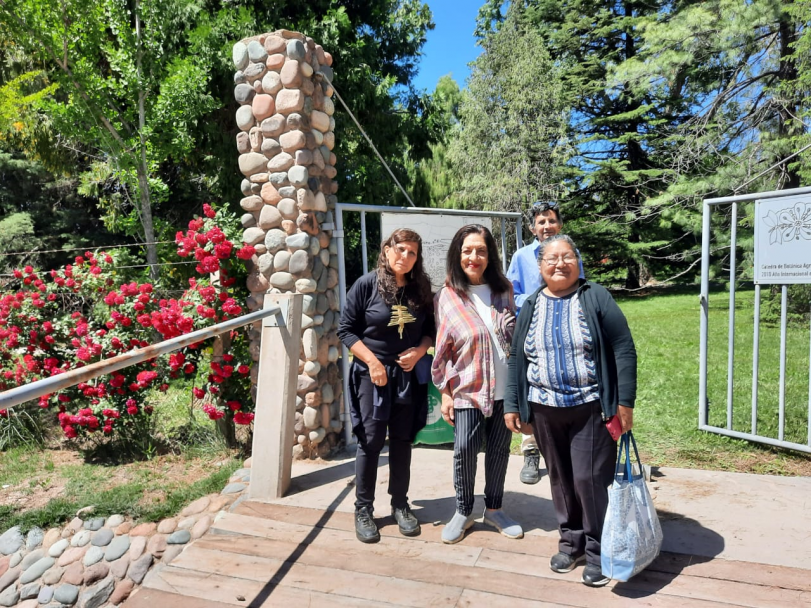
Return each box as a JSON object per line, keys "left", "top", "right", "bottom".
{"left": 388, "top": 288, "right": 416, "bottom": 339}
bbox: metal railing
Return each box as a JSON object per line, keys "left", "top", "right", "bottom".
{"left": 699, "top": 186, "right": 811, "bottom": 454}
{"left": 0, "top": 307, "right": 279, "bottom": 410}
{"left": 0, "top": 295, "right": 303, "bottom": 500}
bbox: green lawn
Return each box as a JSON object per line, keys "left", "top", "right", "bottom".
{"left": 618, "top": 288, "right": 811, "bottom": 474}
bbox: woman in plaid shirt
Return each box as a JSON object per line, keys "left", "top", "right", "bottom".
{"left": 432, "top": 224, "right": 524, "bottom": 544}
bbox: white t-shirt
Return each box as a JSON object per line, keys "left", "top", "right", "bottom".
{"left": 469, "top": 284, "right": 507, "bottom": 401}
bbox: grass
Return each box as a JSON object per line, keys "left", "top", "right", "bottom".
{"left": 0, "top": 449, "right": 239, "bottom": 532}
{"left": 0, "top": 378, "right": 243, "bottom": 533}
{"left": 509, "top": 286, "right": 811, "bottom": 475}
{"left": 616, "top": 287, "right": 811, "bottom": 474}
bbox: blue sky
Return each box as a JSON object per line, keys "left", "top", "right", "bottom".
{"left": 411, "top": 0, "right": 483, "bottom": 92}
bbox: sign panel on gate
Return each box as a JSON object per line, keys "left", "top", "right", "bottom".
{"left": 381, "top": 213, "right": 493, "bottom": 290}
{"left": 754, "top": 194, "right": 811, "bottom": 284}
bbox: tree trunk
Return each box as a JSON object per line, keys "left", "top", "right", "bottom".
{"left": 135, "top": 161, "right": 159, "bottom": 281}
{"left": 134, "top": 1, "right": 158, "bottom": 281}
{"left": 778, "top": 10, "right": 801, "bottom": 189}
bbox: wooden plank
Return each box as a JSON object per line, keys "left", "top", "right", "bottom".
{"left": 455, "top": 589, "right": 574, "bottom": 608}
{"left": 233, "top": 500, "right": 559, "bottom": 556}
{"left": 123, "top": 587, "right": 235, "bottom": 608}
{"left": 478, "top": 548, "right": 809, "bottom": 608}
{"left": 235, "top": 500, "right": 811, "bottom": 594}
{"left": 167, "top": 544, "right": 463, "bottom": 608}
{"left": 614, "top": 568, "right": 810, "bottom": 608}
{"left": 182, "top": 532, "right": 727, "bottom": 608}
{"left": 138, "top": 565, "right": 406, "bottom": 607}
{"left": 210, "top": 511, "right": 483, "bottom": 566}
{"left": 250, "top": 293, "right": 302, "bottom": 501}
{"left": 649, "top": 552, "right": 811, "bottom": 593}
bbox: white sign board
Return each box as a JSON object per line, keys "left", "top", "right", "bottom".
{"left": 381, "top": 213, "right": 493, "bottom": 291}
{"left": 754, "top": 195, "right": 811, "bottom": 284}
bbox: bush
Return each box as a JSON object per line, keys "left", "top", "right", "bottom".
{"left": 0, "top": 204, "right": 256, "bottom": 455}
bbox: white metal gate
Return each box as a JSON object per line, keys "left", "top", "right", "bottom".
{"left": 699, "top": 186, "right": 811, "bottom": 453}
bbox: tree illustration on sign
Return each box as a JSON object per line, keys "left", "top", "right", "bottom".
{"left": 762, "top": 203, "right": 811, "bottom": 245}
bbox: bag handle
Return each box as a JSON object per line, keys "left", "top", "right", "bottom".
{"left": 614, "top": 433, "right": 633, "bottom": 481}
{"left": 615, "top": 431, "right": 646, "bottom": 481}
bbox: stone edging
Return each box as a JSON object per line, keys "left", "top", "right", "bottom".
{"left": 0, "top": 458, "right": 253, "bottom": 608}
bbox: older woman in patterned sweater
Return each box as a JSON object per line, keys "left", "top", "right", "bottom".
{"left": 504, "top": 234, "right": 637, "bottom": 588}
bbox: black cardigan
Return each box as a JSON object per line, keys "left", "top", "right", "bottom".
{"left": 504, "top": 280, "right": 637, "bottom": 423}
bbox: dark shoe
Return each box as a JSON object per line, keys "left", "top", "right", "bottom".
{"left": 520, "top": 449, "right": 541, "bottom": 485}
{"left": 355, "top": 507, "right": 380, "bottom": 543}
{"left": 582, "top": 563, "right": 610, "bottom": 587}
{"left": 392, "top": 505, "right": 421, "bottom": 537}
{"left": 549, "top": 551, "right": 586, "bottom": 573}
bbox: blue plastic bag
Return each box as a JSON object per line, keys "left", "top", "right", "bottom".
{"left": 601, "top": 432, "right": 663, "bottom": 582}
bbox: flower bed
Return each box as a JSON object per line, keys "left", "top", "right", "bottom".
{"left": 0, "top": 205, "right": 255, "bottom": 453}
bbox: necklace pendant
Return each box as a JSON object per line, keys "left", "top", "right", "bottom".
{"left": 388, "top": 304, "right": 416, "bottom": 339}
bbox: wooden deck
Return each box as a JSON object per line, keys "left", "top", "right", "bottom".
{"left": 123, "top": 499, "right": 811, "bottom": 608}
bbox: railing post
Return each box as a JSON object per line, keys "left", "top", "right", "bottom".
{"left": 250, "top": 292, "right": 303, "bottom": 501}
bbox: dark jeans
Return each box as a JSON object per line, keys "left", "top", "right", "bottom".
{"left": 353, "top": 369, "right": 416, "bottom": 512}
{"left": 532, "top": 400, "right": 616, "bottom": 566}
{"left": 452, "top": 400, "right": 511, "bottom": 516}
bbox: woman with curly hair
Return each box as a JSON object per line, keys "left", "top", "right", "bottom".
{"left": 338, "top": 228, "right": 435, "bottom": 543}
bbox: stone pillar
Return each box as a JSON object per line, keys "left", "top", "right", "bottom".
{"left": 233, "top": 31, "right": 342, "bottom": 459}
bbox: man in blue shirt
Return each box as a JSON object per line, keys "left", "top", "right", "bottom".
{"left": 507, "top": 201, "right": 585, "bottom": 484}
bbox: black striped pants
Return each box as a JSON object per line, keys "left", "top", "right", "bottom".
{"left": 452, "top": 400, "right": 511, "bottom": 516}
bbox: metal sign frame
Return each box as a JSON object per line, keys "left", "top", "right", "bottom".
{"left": 334, "top": 203, "right": 524, "bottom": 445}
{"left": 699, "top": 185, "right": 811, "bottom": 453}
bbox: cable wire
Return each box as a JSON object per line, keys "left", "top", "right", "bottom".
{"left": 318, "top": 70, "right": 416, "bottom": 208}
{"left": 0, "top": 240, "right": 178, "bottom": 258}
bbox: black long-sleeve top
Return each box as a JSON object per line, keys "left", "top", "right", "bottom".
{"left": 338, "top": 271, "right": 435, "bottom": 363}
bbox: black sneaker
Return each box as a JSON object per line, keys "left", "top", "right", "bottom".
{"left": 391, "top": 505, "right": 421, "bottom": 537}
{"left": 549, "top": 551, "right": 586, "bottom": 573}
{"left": 582, "top": 563, "right": 610, "bottom": 587}
{"left": 355, "top": 506, "right": 380, "bottom": 543}
{"left": 520, "top": 449, "right": 541, "bottom": 485}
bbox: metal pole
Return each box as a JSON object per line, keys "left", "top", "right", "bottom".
{"left": 726, "top": 203, "right": 737, "bottom": 430}
{"left": 500, "top": 217, "right": 507, "bottom": 274}
{"left": 360, "top": 211, "right": 368, "bottom": 274}
{"left": 516, "top": 216, "right": 523, "bottom": 249}
{"left": 0, "top": 308, "right": 279, "bottom": 409}
{"left": 705, "top": 185, "right": 811, "bottom": 205}
{"left": 752, "top": 284, "right": 761, "bottom": 435}
{"left": 698, "top": 202, "right": 712, "bottom": 428}
{"left": 779, "top": 285, "right": 788, "bottom": 441}
{"left": 335, "top": 205, "right": 356, "bottom": 446}
{"left": 808, "top": 302, "right": 811, "bottom": 446}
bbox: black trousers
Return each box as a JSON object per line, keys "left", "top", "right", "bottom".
{"left": 353, "top": 369, "right": 416, "bottom": 512}
{"left": 532, "top": 400, "right": 616, "bottom": 566}
{"left": 453, "top": 400, "right": 511, "bottom": 516}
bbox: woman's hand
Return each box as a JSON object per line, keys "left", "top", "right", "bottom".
{"left": 396, "top": 346, "right": 422, "bottom": 372}
{"left": 440, "top": 392, "right": 455, "bottom": 427}
{"left": 618, "top": 405, "right": 634, "bottom": 433}
{"left": 368, "top": 358, "right": 388, "bottom": 387}
{"left": 504, "top": 413, "right": 533, "bottom": 435}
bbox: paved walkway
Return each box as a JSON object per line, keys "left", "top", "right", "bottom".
{"left": 123, "top": 447, "right": 811, "bottom": 607}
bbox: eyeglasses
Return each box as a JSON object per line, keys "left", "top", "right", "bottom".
{"left": 541, "top": 254, "right": 578, "bottom": 266}
{"left": 532, "top": 201, "right": 558, "bottom": 212}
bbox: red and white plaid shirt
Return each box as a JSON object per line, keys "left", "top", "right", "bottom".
{"left": 431, "top": 285, "right": 515, "bottom": 416}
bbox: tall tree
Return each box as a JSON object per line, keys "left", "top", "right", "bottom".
{"left": 0, "top": 0, "right": 221, "bottom": 278}
{"left": 478, "top": 0, "right": 706, "bottom": 287}
{"left": 449, "top": 4, "right": 570, "bottom": 214}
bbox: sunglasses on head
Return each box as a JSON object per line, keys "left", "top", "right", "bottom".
{"left": 532, "top": 201, "right": 558, "bottom": 212}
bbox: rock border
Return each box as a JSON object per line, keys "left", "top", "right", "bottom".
{"left": 0, "top": 459, "right": 254, "bottom": 608}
